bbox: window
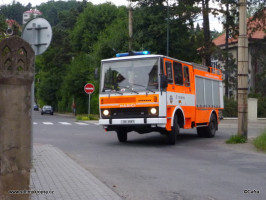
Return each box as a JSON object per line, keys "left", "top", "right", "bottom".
{"left": 184, "top": 66, "right": 190, "bottom": 87}
{"left": 173, "top": 62, "right": 183, "bottom": 85}
{"left": 165, "top": 61, "right": 173, "bottom": 84}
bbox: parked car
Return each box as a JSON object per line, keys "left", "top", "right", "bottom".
{"left": 33, "top": 104, "right": 39, "bottom": 111}
{"left": 41, "top": 105, "right": 53, "bottom": 115}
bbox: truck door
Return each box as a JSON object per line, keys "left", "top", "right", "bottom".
{"left": 182, "top": 65, "right": 195, "bottom": 127}
{"left": 164, "top": 59, "right": 174, "bottom": 93}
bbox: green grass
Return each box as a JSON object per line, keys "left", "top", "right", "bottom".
{"left": 76, "top": 114, "right": 99, "bottom": 121}
{"left": 226, "top": 135, "right": 247, "bottom": 144}
{"left": 253, "top": 130, "right": 266, "bottom": 152}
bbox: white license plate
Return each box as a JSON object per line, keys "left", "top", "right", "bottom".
{"left": 121, "top": 120, "right": 135, "bottom": 124}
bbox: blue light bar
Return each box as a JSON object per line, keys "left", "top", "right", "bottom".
{"left": 134, "top": 51, "right": 151, "bottom": 55}
{"left": 116, "top": 51, "right": 151, "bottom": 57}
{"left": 116, "top": 52, "right": 129, "bottom": 57}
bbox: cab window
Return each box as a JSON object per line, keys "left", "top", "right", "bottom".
{"left": 173, "top": 62, "right": 183, "bottom": 85}
{"left": 165, "top": 61, "right": 173, "bottom": 84}
{"left": 184, "top": 66, "right": 190, "bottom": 87}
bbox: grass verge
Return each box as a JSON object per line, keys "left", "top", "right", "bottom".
{"left": 253, "top": 130, "right": 266, "bottom": 152}
{"left": 76, "top": 114, "right": 99, "bottom": 121}
{"left": 226, "top": 135, "right": 247, "bottom": 144}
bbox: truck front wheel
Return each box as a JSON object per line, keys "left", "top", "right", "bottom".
{"left": 168, "top": 116, "right": 179, "bottom": 145}
{"left": 116, "top": 129, "right": 128, "bottom": 143}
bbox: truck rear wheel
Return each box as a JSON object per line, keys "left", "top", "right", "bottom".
{"left": 117, "top": 129, "right": 128, "bottom": 143}
{"left": 168, "top": 116, "right": 179, "bottom": 145}
{"left": 197, "top": 114, "right": 217, "bottom": 138}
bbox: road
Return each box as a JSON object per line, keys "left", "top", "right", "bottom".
{"left": 33, "top": 111, "right": 266, "bottom": 200}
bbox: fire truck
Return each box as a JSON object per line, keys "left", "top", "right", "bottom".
{"left": 99, "top": 51, "right": 224, "bottom": 144}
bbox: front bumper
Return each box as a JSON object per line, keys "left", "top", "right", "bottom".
{"left": 99, "top": 117, "right": 166, "bottom": 127}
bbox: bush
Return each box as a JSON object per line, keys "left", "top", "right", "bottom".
{"left": 253, "top": 130, "right": 266, "bottom": 152}
{"left": 223, "top": 97, "right": 238, "bottom": 117}
{"left": 223, "top": 94, "right": 266, "bottom": 118}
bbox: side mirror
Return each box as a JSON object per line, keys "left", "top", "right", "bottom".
{"left": 94, "top": 68, "right": 99, "bottom": 80}
{"left": 160, "top": 74, "right": 168, "bottom": 89}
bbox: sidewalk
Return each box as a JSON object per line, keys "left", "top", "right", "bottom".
{"left": 30, "top": 144, "right": 122, "bottom": 200}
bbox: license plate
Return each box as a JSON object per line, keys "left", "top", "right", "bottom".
{"left": 121, "top": 120, "right": 135, "bottom": 124}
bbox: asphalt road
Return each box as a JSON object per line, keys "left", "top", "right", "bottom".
{"left": 33, "top": 111, "right": 266, "bottom": 200}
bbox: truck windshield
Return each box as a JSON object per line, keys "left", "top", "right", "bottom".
{"left": 101, "top": 58, "right": 159, "bottom": 93}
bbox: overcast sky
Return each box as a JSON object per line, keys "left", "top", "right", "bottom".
{"left": 1, "top": 0, "right": 128, "bottom": 6}
{"left": 1, "top": 0, "right": 223, "bottom": 32}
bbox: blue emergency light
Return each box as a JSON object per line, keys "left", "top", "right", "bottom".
{"left": 116, "top": 51, "right": 151, "bottom": 57}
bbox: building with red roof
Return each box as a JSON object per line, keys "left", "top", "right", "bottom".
{"left": 211, "top": 13, "right": 266, "bottom": 98}
{"left": 23, "top": 9, "right": 43, "bottom": 25}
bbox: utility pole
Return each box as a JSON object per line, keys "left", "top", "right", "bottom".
{"left": 237, "top": 0, "right": 248, "bottom": 138}
{"left": 166, "top": 0, "right": 169, "bottom": 56}
{"left": 225, "top": 1, "right": 229, "bottom": 98}
{"left": 128, "top": 0, "right": 133, "bottom": 52}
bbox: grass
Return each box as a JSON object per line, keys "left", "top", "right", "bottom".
{"left": 76, "top": 114, "right": 99, "bottom": 121}
{"left": 253, "top": 130, "right": 266, "bottom": 152}
{"left": 226, "top": 134, "right": 247, "bottom": 144}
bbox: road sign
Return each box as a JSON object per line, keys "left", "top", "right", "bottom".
{"left": 22, "top": 18, "right": 52, "bottom": 55}
{"left": 84, "top": 83, "right": 95, "bottom": 94}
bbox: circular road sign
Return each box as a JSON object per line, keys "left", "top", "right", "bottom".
{"left": 22, "top": 18, "right": 52, "bottom": 55}
{"left": 84, "top": 83, "right": 95, "bottom": 94}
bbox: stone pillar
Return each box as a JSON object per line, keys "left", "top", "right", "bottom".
{"left": 248, "top": 98, "right": 258, "bottom": 120}
{"left": 0, "top": 36, "right": 34, "bottom": 200}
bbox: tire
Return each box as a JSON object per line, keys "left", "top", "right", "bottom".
{"left": 168, "top": 116, "right": 180, "bottom": 145}
{"left": 197, "top": 114, "right": 217, "bottom": 138}
{"left": 116, "top": 129, "right": 128, "bottom": 143}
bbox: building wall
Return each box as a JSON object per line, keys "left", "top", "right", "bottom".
{"left": 211, "top": 41, "right": 265, "bottom": 99}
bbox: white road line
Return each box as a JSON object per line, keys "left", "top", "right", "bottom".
{"left": 59, "top": 122, "right": 72, "bottom": 125}
{"left": 74, "top": 122, "right": 88, "bottom": 126}
{"left": 43, "top": 122, "right": 53, "bottom": 125}
{"left": 33, "top": 122, "right": 38, "bottom": 125}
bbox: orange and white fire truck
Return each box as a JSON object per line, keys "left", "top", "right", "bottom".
{"left": 99, "top": 51, "right": 224, "bottom": 144}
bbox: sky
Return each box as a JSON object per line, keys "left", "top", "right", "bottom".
{"left": 1, "top": 0, "right": 223, "bottom": 32}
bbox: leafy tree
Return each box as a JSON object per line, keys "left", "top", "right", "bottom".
{"left": 37, "top": 0, "right": 84, "bottom": 26}
{"left": 70, "top": 2, "right": 120, "bottom": 53}
{"left": 0, "top": 1, "right": 30, "bottom": 24}
{"left": 58, "top": 53, "right": 96, "bottom": 114}
{"left": 132, "top": 0, "right": 201, "bottom": 61}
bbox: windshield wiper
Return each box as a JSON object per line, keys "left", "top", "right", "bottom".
{"left": 119, "top": 86, "right": 139, "bottom": 94}
{"left": 131, "top": 83, "right": 155, "bottom": 93}
{"left": 103, "top": 87, "right": 123, "bottom": 95}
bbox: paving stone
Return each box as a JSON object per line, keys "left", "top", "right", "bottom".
{"left": 30, "top": 144, "right": 122, "bottom": 200}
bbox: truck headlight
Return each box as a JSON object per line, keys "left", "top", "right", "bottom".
{"left": 103, "top": 109, "right": 110, "bottom": 116}
{"left": 150, "top": 108, "right": 157, "bottom": 115}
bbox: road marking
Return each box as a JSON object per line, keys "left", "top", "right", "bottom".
{"left": 74, "top": 122, "right": 88, "bottom": 125}
{"left": 43, "top": 122, "right": 53, "bottom": 125}
{"left": 33, "top": 122, "right": 38, "bottom": 125}
{"left": 59, "top": 122, "right": 72, "bottom": 125}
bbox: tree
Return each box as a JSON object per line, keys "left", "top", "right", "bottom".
{"left": 132, "top": 0, "right": 201, "bottom": 61}
{"left": 0, "top": 1, "right": 28, "bottom": 24}
{"left": 70, "top": 3, "right": 119, "bottom": 53}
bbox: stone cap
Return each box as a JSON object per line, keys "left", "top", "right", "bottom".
{"left": 0, "top": 36, "right": 35, "bottom": 85}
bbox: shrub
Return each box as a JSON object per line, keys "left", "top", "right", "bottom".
{"left": 223, "top": 97, "right": 238, "bottom": 117}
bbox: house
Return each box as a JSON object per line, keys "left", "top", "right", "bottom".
{"left": 23, "top": 8, "right": 42, "bottom": 25}
{"left": 212, "top": 14, "right": 266, "bottom": 98}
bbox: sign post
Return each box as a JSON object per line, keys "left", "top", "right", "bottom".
{"left": 84, "top": 83, "right": 95, "bottom": 115}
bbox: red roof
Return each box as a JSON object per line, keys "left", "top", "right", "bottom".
{"left": 213, "top": 14, "right": 266, "bottom": 46}
{"left": 24, "top": 9, "right": 42, "bottom": 15}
